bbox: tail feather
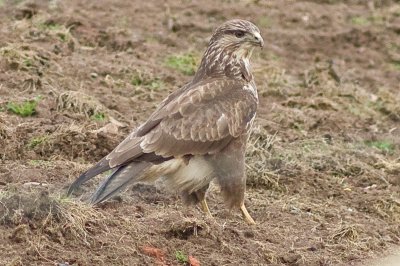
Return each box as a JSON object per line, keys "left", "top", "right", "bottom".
{"left": 67, "top": 157, "right": 111, "bottom": 196}
{"left": 90, "top": 161, "right": 150, "bottom": 204}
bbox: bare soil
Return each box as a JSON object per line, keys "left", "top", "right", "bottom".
{"left": 1, "top": 0, "right": 400, "bottom": 265}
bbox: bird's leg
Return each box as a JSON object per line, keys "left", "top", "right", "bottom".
{"left": 199, "top": 198, "right": 212, "bottom": 217}
{"left": 206, "top": 135, "right": 256, "bottom": 224}
{"left": 195, "top": 186, "right": 212, "bottom": 217}
{"left": 240, "top": 203, "right": 255, "bottom": 224}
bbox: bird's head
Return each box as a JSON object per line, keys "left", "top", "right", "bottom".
{"left": 209, "top": 19, "right": 263, "bottom": 58}
{"left": 194, "top": 19, "right": 263, "bottom": 81}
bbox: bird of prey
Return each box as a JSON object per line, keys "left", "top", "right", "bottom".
{"left": 68, "top": 19, "right": 263, "bottom": 224}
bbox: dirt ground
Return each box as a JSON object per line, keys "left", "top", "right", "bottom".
{"left": 0, "top": 0, "right": 400, "bottom": 265}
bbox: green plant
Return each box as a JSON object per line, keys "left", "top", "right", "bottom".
{"left": 131, "top": 75, "right": 164, "bottom": 90}
{"left": 350, "top": 16, "right": 369, "bottom": 26}
{"left": 28, "top": 160, "right": 42, "bottom": 166}
{"left": 148, "top": 79, "right": 163, "bottom": 90}
{"left": 23, "top": 58, "right": 33, "bottom": 67}
{"left": 38, "top": 21, "right": 62, "bottom": 31}
{"left": 165, "top": 53, "right": 198, "bottom": 75}
{"left": 391, "top": 61, "right": 400, "bottom": 71}
{"left": 37, "top": 22, "right": 71, "bottom": 42}
{"left": 131, "top": 75, "right": 143, "bottom": 86}
{"left": 28, "top": 136, "right": 48, "bottom": 149}
{"left": 366, "top": 140, "right": 394, "bottom": 153}
{"left": 90, "top": 112, "right": 106, "bottom": 121}
{"left": 175, "top": 250, "right": 188, "bottom": 264}
{"left": 57, "top": 32, "right": 68, "bottom": 42}
{"left": 7, "top": 96, "right": 41, "bottom": 117}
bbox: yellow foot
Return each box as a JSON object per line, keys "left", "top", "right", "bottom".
{"left": 200, "top": 199, "right": 213, "bottom": 217}
{"left": 240, "top": 203, "right": 256, "bottom": 225}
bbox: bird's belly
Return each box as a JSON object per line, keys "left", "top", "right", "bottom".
{"left": 164, "top": 156, "right": 215, "bottom": 193}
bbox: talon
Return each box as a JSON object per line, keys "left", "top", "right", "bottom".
{"left": 240, "top": 203, "right": 255, "bottom": 224}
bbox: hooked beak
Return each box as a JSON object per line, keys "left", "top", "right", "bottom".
{"left": 252, "top": 31, "right": 264, "bottom": 48}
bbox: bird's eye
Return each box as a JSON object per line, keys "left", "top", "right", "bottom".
{"left": 234, "top": 31, "right": 245, "bottom": 38}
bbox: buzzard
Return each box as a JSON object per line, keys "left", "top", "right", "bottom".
{"left": 68, "top": 19, "right": 263, "bottom": 224}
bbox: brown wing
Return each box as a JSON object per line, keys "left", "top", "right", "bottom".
{"left": 140, "top": 79, "right": 257, "bottom": 157}
{"left": 106, "top": 78, "right": 257, "bottom": 167}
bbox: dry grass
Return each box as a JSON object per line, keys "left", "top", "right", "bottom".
{"left": 0, "top": 186, "right": 106, "bottom": 244}
{"left": 56, "top": 91, "right": 107, "bottom": 119}
{"left": 0, "top": 43, "right": 50, "bottom": 74}
{"left": 246, "top": 125, "right": 283, "bottom": 191}
{"left": 371, "top": 198, "right": 400, "bottom": 222}
{"left": 0, "top": 116, "right": 9, "bottom": 141}
{"left": 331, "top": 224, "right": 360, "bottom": 243}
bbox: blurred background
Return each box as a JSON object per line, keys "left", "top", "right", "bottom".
{"left": 0, "top": 0, "right": 399, "bottom": 265}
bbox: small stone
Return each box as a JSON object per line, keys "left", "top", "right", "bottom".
{"left": 281, "top": 253, "right": 301, "bottom": 264}
{"left": 243, "top": 230, "right": 255, "bottom": 238}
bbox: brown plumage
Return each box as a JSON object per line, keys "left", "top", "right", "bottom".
{"left": 67, "top": 19, "right": 263, "bottom": 224}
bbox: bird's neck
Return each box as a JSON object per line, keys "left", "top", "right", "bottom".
{"left": 193, "top": 44, "right": 253, "bottom": 83}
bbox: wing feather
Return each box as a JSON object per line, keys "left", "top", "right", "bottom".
{"left": 139, "top": 79, "right": 258, "bottom": 157}
{"left": 96, "top": 78, "right": 257, "bottom": 169}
